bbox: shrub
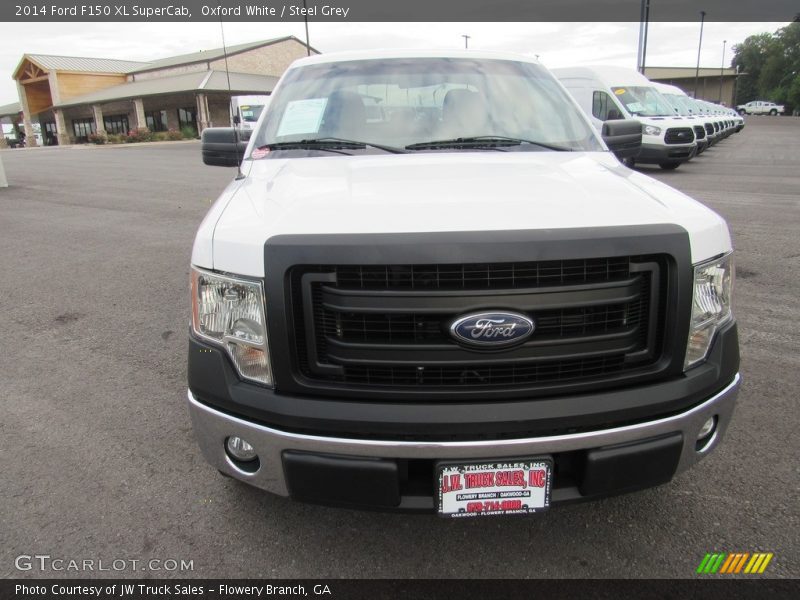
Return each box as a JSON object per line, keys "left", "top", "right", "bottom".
{"left": 106, "top": 134, "right": 123, "bottom": 144}
{"left": 87, "top": 132, "right": 107, "bottom": 145}
{"left": 153, "top": 131, "right": 169, "bottom": 142}
{"left": 124, "top": 127, "right": 153, "bottom": 143}
{"left": 166, "top": 129, "right": 184, "bottom": 141}
{"left": 180, "top": 125, "right": 198, "bottom": 140}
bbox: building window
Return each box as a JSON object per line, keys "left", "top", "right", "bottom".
{"left": 177, "top": 107, "right": 197, "bottom": 134}
{"left": 72, "top": 118, "right": 96, "bottom": 142}
{"left": 103, "top": 114, "right": 130, "bottom": 134}
{"left": 145, "top": 110, "right": 167, "bottom": 132}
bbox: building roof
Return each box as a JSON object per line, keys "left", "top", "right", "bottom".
{"left": 0, "top": 102, "right": 22, "bottom": 119}
{"left": 21, "top": 54, "right": 150, "bottom": 75}
{"left": 131, "top": 36, "right": 311, "bottom": 74}
{"left": 55, "top": 70, "right": 278, "bottom": 108}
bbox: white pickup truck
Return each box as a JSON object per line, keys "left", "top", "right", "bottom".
{"left": 189, "top": 49, "right": 739, "bottom": 517}
{"left": 736, "top": 100, "right": 785, "bottom": 115}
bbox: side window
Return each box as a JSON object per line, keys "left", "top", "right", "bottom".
{"left": 592, "top": 91, "right": 621, "bottom": 120}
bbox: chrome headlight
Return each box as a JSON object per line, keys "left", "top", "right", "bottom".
{"left": 191, "top": 267, "right": 273, "bottom": 386}
{"left": 684, "top": 253, "right": 734, "bottom": 370}
{"left": 643, "top": 125, "right": 662, "bottom": 136}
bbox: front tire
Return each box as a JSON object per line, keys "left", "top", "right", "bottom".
{"left": 770, "top": 109, "right": 778, "bottom": 116}
{"left": 659, "top": 162, "right": 681, "bottom": 170}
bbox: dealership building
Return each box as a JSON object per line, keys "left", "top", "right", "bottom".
{"left": 3, "top": 36, "right": 317, "bottom": 146}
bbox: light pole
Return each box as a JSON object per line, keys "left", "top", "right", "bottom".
{"left": 638, "top": 0, "right": 651, "bottom": 74}
{"left": 694, "top": 10, "right": 706, "bottom": 99}
{"left": 303, "top": 0, "right": 311, "bottom": 56}
{"left": 718, "top": 40, "right": 727, "bottom": 104}
{"left": 462, "top": 34, "right": 471, "bottom": 49}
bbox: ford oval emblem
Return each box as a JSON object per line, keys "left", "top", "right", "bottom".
{"left": 449, "top": 312, "right": 535, "bottom": 348}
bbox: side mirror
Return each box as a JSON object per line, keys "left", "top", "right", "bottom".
{"left": 607, "top": 108, "right": 623, "bottom": 121}
{"left": 201, "top": 127, "right": 248, "bottom": 167}
{"left": 602, "top": 119, "right": 642, "bottom": 161}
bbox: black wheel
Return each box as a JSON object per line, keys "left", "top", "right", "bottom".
{"left": 738, "top": 109, "right": 746, "bottom": 115}
{"left": 770, "top": 109, "right": 778, "bottom": 116}
{"left": 658, "top": 162, "right": 681, "bottom": 170}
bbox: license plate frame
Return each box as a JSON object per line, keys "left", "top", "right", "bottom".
{"left": 436, "top": 458, "right": 553, "bottom": 518}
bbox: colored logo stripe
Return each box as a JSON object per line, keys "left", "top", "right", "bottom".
{"left": 698, "top": 552, "right": 773, "bottom": 574}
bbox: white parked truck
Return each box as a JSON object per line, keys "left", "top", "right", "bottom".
{"left": 189, "top": 50, "right": 740, "bottom": 516}
{"left": 736, "top": 100, "right": 784, "bottom": 116}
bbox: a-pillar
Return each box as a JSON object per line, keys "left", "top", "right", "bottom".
{"left": 132, "top": 98, "right": 146, "bottom": 130}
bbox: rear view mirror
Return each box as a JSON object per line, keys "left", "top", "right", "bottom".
{"left": 201, "top": 127, "right": 248, "bottom": 167}
{"left": 601, "top": 119, "right": 642, "bottom": 161}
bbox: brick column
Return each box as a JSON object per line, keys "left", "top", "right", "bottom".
{"left": 92, "top": 105, "right": 106, "bottom": 136}
{"left": 53, "top": 108, "right": 70, "bottom": 146}
{"left": 196, "top": 93, "right": 209, "bottom": 133}
{"left": 16, "top": 81, "right": 38, "bottom": 147}
{"left": 132, "top": 98, "right": 146, "bottom": 130}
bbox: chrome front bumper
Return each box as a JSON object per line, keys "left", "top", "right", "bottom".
{"left": 187, "top": 373, "right": 740, "bottom": 499}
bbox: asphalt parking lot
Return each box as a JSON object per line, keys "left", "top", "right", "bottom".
{"left": 1, "top": 116, "right": 798, "bottom": 579}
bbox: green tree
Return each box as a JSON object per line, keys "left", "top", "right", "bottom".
{"left": 732, "top": 22, "right": 800, "bottom": 113}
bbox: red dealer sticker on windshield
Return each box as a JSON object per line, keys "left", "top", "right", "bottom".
{"left": 437, "top": 459, "right": 552, "bottom": 517}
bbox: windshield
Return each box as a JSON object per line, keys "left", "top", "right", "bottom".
{"left": 239, "top": 105, "right": 264, "bottom": 122}
{"left": 252, "top": 57, "right": 602, "bottom": 155}
{"left": 662, "top": 93, "right": 691, "bottom": 116}
{"left": 611, "top": 86, "right": 675, "bottom": 117}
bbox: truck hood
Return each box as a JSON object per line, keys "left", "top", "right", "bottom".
{"left": 193, "top": 152, "right": 731, "bottom": 277}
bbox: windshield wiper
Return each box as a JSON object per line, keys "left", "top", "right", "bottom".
{"left": 406, "top": 136, "right": 573, "bottom": 152}
{"left": 264, "top": 137, "right": 407, "bottom": 154}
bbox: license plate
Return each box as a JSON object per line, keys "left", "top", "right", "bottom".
{"left": 437, "top": 459, "right": 552, "bottom": 517}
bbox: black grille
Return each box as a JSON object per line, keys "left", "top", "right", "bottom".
{"left": 664, "top": 127, "right": 694, "bottom": 145}
{"left": 289, "top": 256, "right": 665, "bottom": 396}
{"left": 693, "top": 125, "right": 706, "bottom": 139}
{"left": 705, "top": 123, "right": 714, "bottom": 135}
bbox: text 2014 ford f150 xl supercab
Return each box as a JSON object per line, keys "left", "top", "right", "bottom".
{"left": 188, "top": 50, "right": 739, "bottom": 517}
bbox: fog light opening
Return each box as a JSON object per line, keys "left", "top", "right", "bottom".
{"left": 225, "top": 436, "right": 260, "bottom": 473}
{"left": 695, "top": 416, "right": 718, "bottom": 453}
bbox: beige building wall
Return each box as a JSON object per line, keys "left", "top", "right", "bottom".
{"left": 209, "top": 39, "right": 313, "bottom": 76}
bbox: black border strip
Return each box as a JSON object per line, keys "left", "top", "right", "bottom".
{"left": 2, "top": 0, "right": 798, "bottom": 22}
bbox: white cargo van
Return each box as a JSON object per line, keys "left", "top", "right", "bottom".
{"left": 553, "top": 66, "right": 697, "bottom": 170}
{"left": 231, "top": 95, "right": 271, "bottom": 133}
{"left": 651, "top": 82, "right": 714, "bottom": 153}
